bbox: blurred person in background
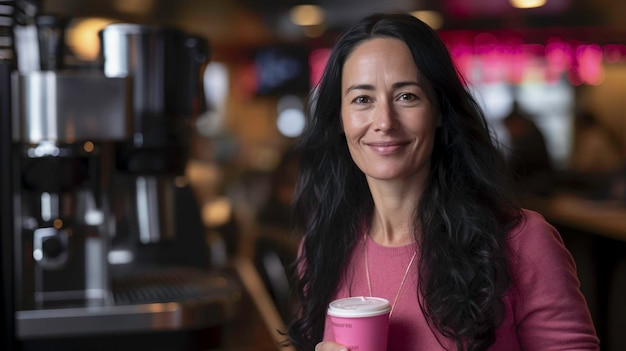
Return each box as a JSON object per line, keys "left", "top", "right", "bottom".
{"left": 502, "top": 100, "right": 554, "bottom": 198}
{"left": 286, "top": 13, "right": 599, "bottom": 351}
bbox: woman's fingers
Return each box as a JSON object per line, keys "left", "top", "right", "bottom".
{"left": 315, "top": 341, "right": 348, "bottom": 351}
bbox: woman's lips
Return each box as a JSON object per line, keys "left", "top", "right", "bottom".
{"left": 366, "top": 141, "right": 409, "bottom": 155}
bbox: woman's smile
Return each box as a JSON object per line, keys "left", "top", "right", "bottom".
{"left": 364, "top": 140, "right": 411, "bottom": 155}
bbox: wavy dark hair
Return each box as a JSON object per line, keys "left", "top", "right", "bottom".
{"left": 287, "top": 13, "right": 521, "bottom": 351}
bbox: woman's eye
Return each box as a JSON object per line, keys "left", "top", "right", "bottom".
{"left": 398, "top": 93, "right": 416, "bottom": 101}
{"left": 353, "top": 96, "right": 370, "bottom": 104}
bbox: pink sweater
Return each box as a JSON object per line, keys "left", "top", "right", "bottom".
{"left": 323, "top": 210, "right": 600, "bottom": 350}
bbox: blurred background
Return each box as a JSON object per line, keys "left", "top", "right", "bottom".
{"left": 35, "top": 0, "right": 626, "bottom": 200}
{"left": 1, "top": 0, "right": 626, "bottom": 350}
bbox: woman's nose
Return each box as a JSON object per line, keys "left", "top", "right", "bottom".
{"left": 373, "top": 100, "right": 396, "bottom": 132}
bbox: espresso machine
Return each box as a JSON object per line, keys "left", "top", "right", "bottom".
{"left": 3, "top": 3, "right": 241, "bottom": 350}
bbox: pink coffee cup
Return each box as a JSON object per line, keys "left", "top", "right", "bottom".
{"left": 327, "top": 296, "right": 391, "bottom": 351}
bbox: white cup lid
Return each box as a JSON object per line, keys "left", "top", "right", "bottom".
{"left": 327, "top": 296, "right": 391, "bottom": 318}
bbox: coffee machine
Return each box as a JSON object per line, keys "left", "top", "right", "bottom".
{"left": 5, "top": 5, "right": 241, "bottom": 350}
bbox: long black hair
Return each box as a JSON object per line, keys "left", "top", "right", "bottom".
{"left": 287, "top": 13, "right": 521, "bottom": 351}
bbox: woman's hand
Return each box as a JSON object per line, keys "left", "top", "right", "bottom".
{"left": 315, "top": 341, "right": 348, "bottom": 351}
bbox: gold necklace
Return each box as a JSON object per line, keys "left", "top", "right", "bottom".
{"left": 363, "top": 234, "right": 417, "bottom": 320}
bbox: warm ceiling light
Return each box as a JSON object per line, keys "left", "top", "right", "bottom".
{"left": 289, "top": 5, "right": 325, "bottom": 26}
{"left": 509, "top": 0, "right": 547, "bottom": 9}
{"left": 66, "top": 17, "right": 115, "bottom": 61}
{"left": 410, "top": 10, "right": 444, "bottom": 30}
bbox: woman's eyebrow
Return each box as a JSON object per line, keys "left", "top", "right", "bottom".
{"left": 344, "top": 84, "right": 374, "bottom": 96}
{"left": 392, "top": 81, "right": 421, "bottom": 89}
{"left": 344, "top": 81, "right": 423, "bottom": 96}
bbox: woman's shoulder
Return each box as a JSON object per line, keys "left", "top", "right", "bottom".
{"left": 505, "top": 208, "right": 570, "bottom": 269}
{"left": 508, "top": 208, "right": 556, "bottom": 241}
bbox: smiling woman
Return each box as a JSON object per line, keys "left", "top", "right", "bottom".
{"left": 286, "top": 12, "right": 599, "bottom": 351}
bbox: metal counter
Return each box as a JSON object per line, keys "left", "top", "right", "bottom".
{"left": 16, "top": 267, "right": 242, "bottom": 339}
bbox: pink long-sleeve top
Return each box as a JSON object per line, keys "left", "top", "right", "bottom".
{"left": 323, "top": 209, "right": 600, "bottom": 350}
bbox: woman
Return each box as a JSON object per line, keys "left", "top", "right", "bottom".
{"left": 287, "top": 13, "right": 599, "bottom": 351}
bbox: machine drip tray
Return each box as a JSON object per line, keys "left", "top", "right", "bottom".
{"left": 16, "top": 267, "right": 242, "bottom": 339}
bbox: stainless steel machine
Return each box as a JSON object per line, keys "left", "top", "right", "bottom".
{"left": 2, "top": 2, "right": 241, "bottom": 350}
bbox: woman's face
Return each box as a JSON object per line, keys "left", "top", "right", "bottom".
{"left": 341, "top": 37, "right": 439, "bottom": 183}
